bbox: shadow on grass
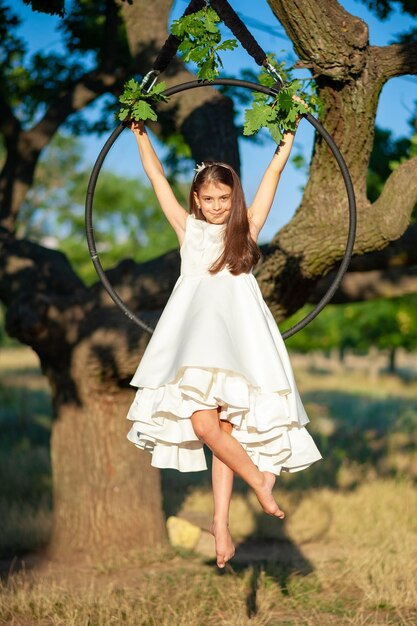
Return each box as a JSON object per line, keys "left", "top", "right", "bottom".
{"left": 161, "top": 443, "right": 319, "bottom": 617}
{"left": 158, "top": 387, "right": 416, "bottom": 616}
{"left": 222, "top": 539, "right": 314, "bottom": 618}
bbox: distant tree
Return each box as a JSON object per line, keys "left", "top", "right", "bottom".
{"left": 14, "top": 133, "right": 183, "bottom": 283}
{"left": 350, "top": 296, "right": 417, "bottom": 371}
{"left": 284, "top": 294, "right": 417, "bottom": 373}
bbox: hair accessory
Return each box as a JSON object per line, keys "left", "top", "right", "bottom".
{"left": 193, "top": 161, "right": 234, "bottom": 183}
{"left": 193, "top": 162, "right": 207, "bottom": 180}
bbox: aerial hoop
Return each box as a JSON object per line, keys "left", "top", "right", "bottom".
{"left": 85, "top": 78, "right": 356, "bottom": 339}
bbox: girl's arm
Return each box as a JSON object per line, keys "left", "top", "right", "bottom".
{"left": 129, "top": 121, "right": 188, "bottom": 235}
{"left": 247, "top": 128, "right": 297, "bottom": 238}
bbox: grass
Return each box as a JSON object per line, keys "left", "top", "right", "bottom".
{"left": 0, "top": 346, "right": 416, "bottom": 625}
{"left": 1, "top": 536, "right": 416, "bottom": 625}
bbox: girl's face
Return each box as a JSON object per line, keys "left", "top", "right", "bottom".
{"left": 194, "top": 182, "right": 232, "bottom": 224}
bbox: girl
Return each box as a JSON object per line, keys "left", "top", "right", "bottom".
{"left": 126, "top": 120, "right": 321, "bottom": 568}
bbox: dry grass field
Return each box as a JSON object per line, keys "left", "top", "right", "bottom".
{"left": 0, "top": 346, "right": 416, "bottom": 625}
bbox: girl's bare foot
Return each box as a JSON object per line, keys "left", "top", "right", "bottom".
{"left": 254, "top": 471, "right": 285, "bottom": 519}
{"left": 209, "top": 521, "right": 235, "bottom": 568}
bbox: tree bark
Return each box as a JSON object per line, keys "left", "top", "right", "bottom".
{"left": 311, "top": 266, "right": 417, "bottom": 304}
{"left": 310, "top": 223, "right": 417, "bottom": 303}
{"left": 0, "top": 234, "right": 172, "bottom": 561}
{"left": 47, "top": 323, "right": 167, "bottom": 562}
{"left": 48, "top": 387, "right": 166, "bottom": 562}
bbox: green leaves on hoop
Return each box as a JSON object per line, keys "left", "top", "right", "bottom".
{"left": 116, "top": 15, "right": 323, "bottom": 145}
{"left": 243, "top": 59, "right": 322, "bottom": 144}
{"left": 171, "top": 6, "right": 237, "bottom": 81}
{"left": 117, "top": 79, "right": 168, "bottom": 123}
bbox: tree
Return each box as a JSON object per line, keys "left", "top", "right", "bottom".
{"left": 0, "top": 0, "right": 416, "bottom": 563}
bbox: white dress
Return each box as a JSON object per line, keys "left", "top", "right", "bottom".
{"left": 126, "top": 212, "right": 322, "bottom": 474}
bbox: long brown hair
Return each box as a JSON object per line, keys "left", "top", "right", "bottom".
{"left": 189, "top": 162, "right": 260, "bottom": 275}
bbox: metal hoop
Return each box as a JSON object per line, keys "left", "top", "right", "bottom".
{"left": 85, "top": 78, "right": 356, "bottom": 339}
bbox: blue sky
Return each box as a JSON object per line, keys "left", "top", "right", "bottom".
{"left": 14, "top": 0, "right": 417, "bottom": 243}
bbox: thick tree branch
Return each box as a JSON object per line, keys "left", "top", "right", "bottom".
{"left": 371, "top": 42, "right": 417, "bottom": 81}
{"left": 0, "top": 231, "right": 177, "bottom": 363}
{"left": 255, "top": 152, "right": 417, "bottom": 321}
{"left": 346, "top": 223, "right": 417, "bottom": 271}
{"left": 0, "top": 64, "right": 132, "bottom": 232}
{"left": 267, "top": 0, "right": 369, "bottom": 79}
{"left": 0, "top": 0, "right": 239, "bottom": 232}
{"left": 0, "top": 2, "right": 131, "bottom": 230}
{"left": 251, "top": 0, "right": 417, "bottom": 322}
{"left": 303, "top": 155, "right": 417, "bottom": 271}
{"left": 0, "top": 233, "right": 84, "bottom": 303}
{"left": 310, "top": 223, "right": 417, "bottom": 303}
{"left": 31, "top": 68, "right": 126, "bottom": 150}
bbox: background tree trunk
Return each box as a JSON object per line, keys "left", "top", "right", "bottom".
{"left": 48, "top": 390, "right": 166, "bottom": 561}
{"left": 45, "top": 313, "right": 170, "bottom": 562}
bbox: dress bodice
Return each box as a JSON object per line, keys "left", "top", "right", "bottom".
{"left": 179, "top": 213, "right": 232, "bottom": 277}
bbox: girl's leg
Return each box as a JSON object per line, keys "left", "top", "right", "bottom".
{"left": 191, "top": 408, "right": 284, "bottom": 518}
{"left": 210, "top": 410, "right": 235, "bottom": 568}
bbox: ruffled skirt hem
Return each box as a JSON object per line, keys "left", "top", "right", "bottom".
{"left": 126, "top": 365, "right": 322, "bottom": 474}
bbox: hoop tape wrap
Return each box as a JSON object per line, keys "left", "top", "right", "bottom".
{"left": 85, "top": 79, "right": 356, "bottom": 339}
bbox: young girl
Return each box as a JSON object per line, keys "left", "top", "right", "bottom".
{"left": 126, "top": 120, "right": 321, "bottom": 568}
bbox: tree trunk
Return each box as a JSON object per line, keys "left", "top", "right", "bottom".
{"left": 45, "top": 309, "right": 169, "bottom": 563}
{"left": 309, "top": 225, "right": 417, "bottom": 303}
{"left": 46, "top": 308, "right": 169, "bottom": 562}
{"left": 48, "top": 389, "right": 166, "bottom": 562}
